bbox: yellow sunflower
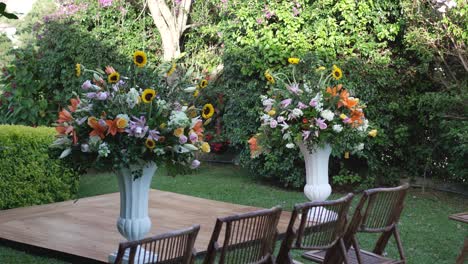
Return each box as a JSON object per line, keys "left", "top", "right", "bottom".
{"left": 145, "top": 138, "right": 156, "bottom": 149}
{"left": 75, "top": 63, "right": 81, "bottom": 77}
{"left": 202, "top": 103, "right": 215, "bottom": 119}
{"left": 193, "top": 89, "right": 200, "bottom": 98}
{"left": 331, "top": 65, "right": 343, "bottom": 80}
{"left": 133, "top": 50, "right": 147, "bottom": 68}
{"left": 141, "top": 88, "right": 156, "bottom": 103}
{"left": 264, "top": 71, "right": 275, "bottom": 84}
{"left": 167, "top": 62, "right": 176, "bottom": 77}
{"left": 288, "top": 57, "right": 300, "bottom": 64}
{"left": 108, "top": 72, "right": 120, "bottom": 83}
{"left": 199, "top": 79, "right": 208, "bottom": 89}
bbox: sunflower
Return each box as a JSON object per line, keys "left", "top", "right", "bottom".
{"left": 141, "top": 88, "right": 156, "bottom": 103}
{"left": 193, "top": 89, "right": 200, "bottom": 98}
{"left": 331, "top": 65, "right": 343, "bottom": 80}
{"left": 75, "top": 63, "right": 81, "bottom": 77}
{"left": 199, "top": 79, "right": 208, "bottom": 89}
{"left": 133, "top": 50, "right": 147, "bottom": 68}
{"left": 145, "top": 138, "right": 156, "bottom": 149}
{"left": 264, "top": 71, "right": 275, "bottom": 84}
{"left": 167, "top": 62, "right": 176, "bottom": 77}
{"left": 108, "top": 72, "right": 120, "bottom": 83}
{"left": 288, "top": 57, "right": 300, "bottom": 64}
{"left": 202, "top": 103, "right": 215, "bottom": 119}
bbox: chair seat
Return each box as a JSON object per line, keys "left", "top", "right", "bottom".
{"left": 302, "top": 248, "right": 400, "bottom": 264}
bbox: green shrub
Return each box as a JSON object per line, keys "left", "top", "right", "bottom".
{"left": 0, "top": 125, "right": 79, "bottom": 209}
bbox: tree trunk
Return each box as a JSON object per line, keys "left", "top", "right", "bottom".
{"left": 147, "top": 0, "right": 191, "bottom": 61}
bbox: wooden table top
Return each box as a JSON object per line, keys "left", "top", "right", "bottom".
{"left": 0, "top": 190, "right": 291, "bottom": 263}
{"left": 449, "top": 212, "right": 468, "bottom": 224}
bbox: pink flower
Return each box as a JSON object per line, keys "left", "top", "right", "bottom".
{"left": 99, "top": 0, "right": 112, "bottom": 7}
{"left": 297, "top": 102, "right": 308, "bottom": 109}
{"left": 189, "top": 132, "right": 198, "bottom": 143}
{"left": 281, "top": 98, "right": 292, "bottom": 108}
{"left": 302, "top": 130, "right": 311, "bottom": 140}
{"left": 179, "top": 135, "right": 188, "bottom": 144}
{"left": 309, "top": 99, "right": 318, "bottom": 107}
{"left": 270, "top": 119, "right": 278, "bottom": 128}
{"left": 287, "top": 83, "right": 301, "bottom": 95}
{"left": 190, "top": 159, "right": 200, "bottom": 169}
{"left": 82, "top": 80, "right": 92, "bottom": 90}
{"left": 315, "top": 118, "right": 327, "bottom": 130}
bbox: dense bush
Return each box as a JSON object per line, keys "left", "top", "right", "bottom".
{"left": 214, "top": 0, "right": 467, "bottom": 187}
{"left": 0, "top": 125, "right": 79, "bottom": 209}
{"left": 0, "top": 0, "right": 159, "bottom": 125}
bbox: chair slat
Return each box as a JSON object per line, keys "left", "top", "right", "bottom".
{"left": 113, "top": 225, "right": 200, "bottom": 264}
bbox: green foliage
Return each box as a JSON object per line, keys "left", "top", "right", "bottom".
{"left": 0, "top": 125, "right": 79, "bottom": 210}
{"left": 0, "top": 0, "right": 160, "bottom": 125}
{"left": 215, "top": 0, "right": 467, "bottom": 187}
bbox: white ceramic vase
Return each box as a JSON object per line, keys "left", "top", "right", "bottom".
{"left": 297, "top": 141, "right": 332, "bottom": 202}
{"left": 108, "top": 162, "right": 157, "bottom": 263}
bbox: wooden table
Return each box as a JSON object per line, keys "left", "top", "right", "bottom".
{"left": 449, "top": 212, "right": 468, "bottom": 264}
{"left": 0, "top": 190, "right": 291, "bottom": 263}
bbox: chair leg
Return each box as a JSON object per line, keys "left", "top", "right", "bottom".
{"left": 373, "top": 229, "right": 393, "bottom": 255}
{"left": 393, "top": 226, "right": 406, "bottom": 263}
{"left": 456, "top": 237, "right": 468, "bottom": 264}
{"left": 352, "top": 235, "right": 363, "bottom": 264}
{"left": 339, "top": 238, "right": 350, "bottom": 264}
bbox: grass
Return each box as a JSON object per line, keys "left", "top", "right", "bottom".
{"left": 1, "top": 163, "right": 467, "bottom": 263}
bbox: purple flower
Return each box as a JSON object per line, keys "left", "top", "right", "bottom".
{"left": 309, "top": 99, "right": 318, "bottom": 107}
{"left": 189, "top": 132, "right": 198, "bottom": 143}
{"left": 315, "top": 118, "right": 327, "bottom": 130}
{"left": 343, "top": 117, "right": 351, "bottom": 124}
{"left": 82, "top": 80, "right": 92, "bottom": 90}
{"left": 302, "top": 130, "right": 311, "bottom": 140}
{"left": 86, "top": 92, "right": 97, "bottom": 99}
{"left": 98, "top": 119, "right": 107, "bottom": 127}
{"left": 96, "top": 92, "right": 109, "bottom": 100}
{"left": 99, "top": 0, "right": 112, "bottom": 7}
{"left": 175, "top": 0, "right": 182, "bottom": 4}
{"left": 126, "top": 116, "right": 149, "bottom": 138}
{"left": 280, "top": 98, "right": 292, "bottom": 108}
{"left": 190, "top": 159, "right": 201, "bottom": 169}
{"left": 287, "top": 83, "right": 301, "bottom": 95}
{"left": 297, "top": 102, "right": 308, "bottom": 109}
{"left": 270, "top": 119, "right": 278, "bottom": 128}
{"left": 292, "top": 7, "right": 300, "bottom": 17}
{"left": 179, "top": 135, "right": 188, "bottom": 144}
{"left": 148, "top": 130, "right": 160, "bottom": 141}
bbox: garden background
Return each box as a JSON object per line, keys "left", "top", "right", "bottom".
{"left": 0, "top": 0, "right": 466, "bottom": 262}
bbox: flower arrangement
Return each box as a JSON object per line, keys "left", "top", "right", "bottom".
{"left": 249, "top": 58, "right": 377, "bottom": 158}
{"left": 52, "top": 51, "right": 211, "bottom": 174}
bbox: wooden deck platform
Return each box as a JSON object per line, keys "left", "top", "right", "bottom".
{"left": 0, "top": 190, "right": 291, "bottom": 263}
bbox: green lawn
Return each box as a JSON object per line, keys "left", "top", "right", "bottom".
{"left": 1, "top": 164, "right": 467, "bottom": 263}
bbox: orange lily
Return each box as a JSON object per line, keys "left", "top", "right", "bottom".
{"left": 56, "top": 125, "right": 78, "bottom": 144}
{"left": 57, "top": 109, "right": 73, "bottom": 123}
{"left": 326, "top": 84, "right": 342, "bottom": 97}
{"left": 192, "top": 120, "right": 204, "bottom": 139}
{"left": 350, "top": 109, "right": 365, "bottom": 125}
{"left": 88, "top": 117, "right": 107, "bottom": 139}
{"left": 68, "top": 98, "right": 80, "bottom": 112}
{"left": 248, "top": 136, "right": 261, "bottom": 158}
{"left": 106, "top": 118, "right": 125, "bottom": 136}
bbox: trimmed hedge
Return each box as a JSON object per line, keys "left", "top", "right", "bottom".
{"left": 0, "top": 125, "right": 79, "bottom": 209}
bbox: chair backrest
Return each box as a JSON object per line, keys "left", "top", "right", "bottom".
{"left": 289, "top": 194, "right": 354, "bottom": 251}
{"left": 203, "top": 206, "right": 282, "bottom": 264}
{"left": 354, "top": 184, "right": 409, "bottom": 233}
{"left": 114, "top": 225, "right": 200, "bottom": 264}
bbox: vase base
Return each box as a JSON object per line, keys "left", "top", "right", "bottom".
{"left": 299, "top": 206, "right": 338, "bottom": 224}
{"left": 108, "top": 246, "right": 157, "bottom": 264}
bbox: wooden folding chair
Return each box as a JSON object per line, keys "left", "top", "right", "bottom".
{"left": 276, "top": 194, "right": 354, "bottom": 264}
{"left": 203, "top": 206, "right": 282, "bottom": 264}
{"left": 304, "top": 184, "right": 409, "bottom": 264}
{"left": 114, "top": 225, "right": 200, "bottom": 264}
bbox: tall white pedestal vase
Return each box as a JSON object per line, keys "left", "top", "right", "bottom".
{"left": 297, "top": 141, "right": 336, "bottom": 222}
{"left": 108, "top": 162, "right": 157, "bottom": 264}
